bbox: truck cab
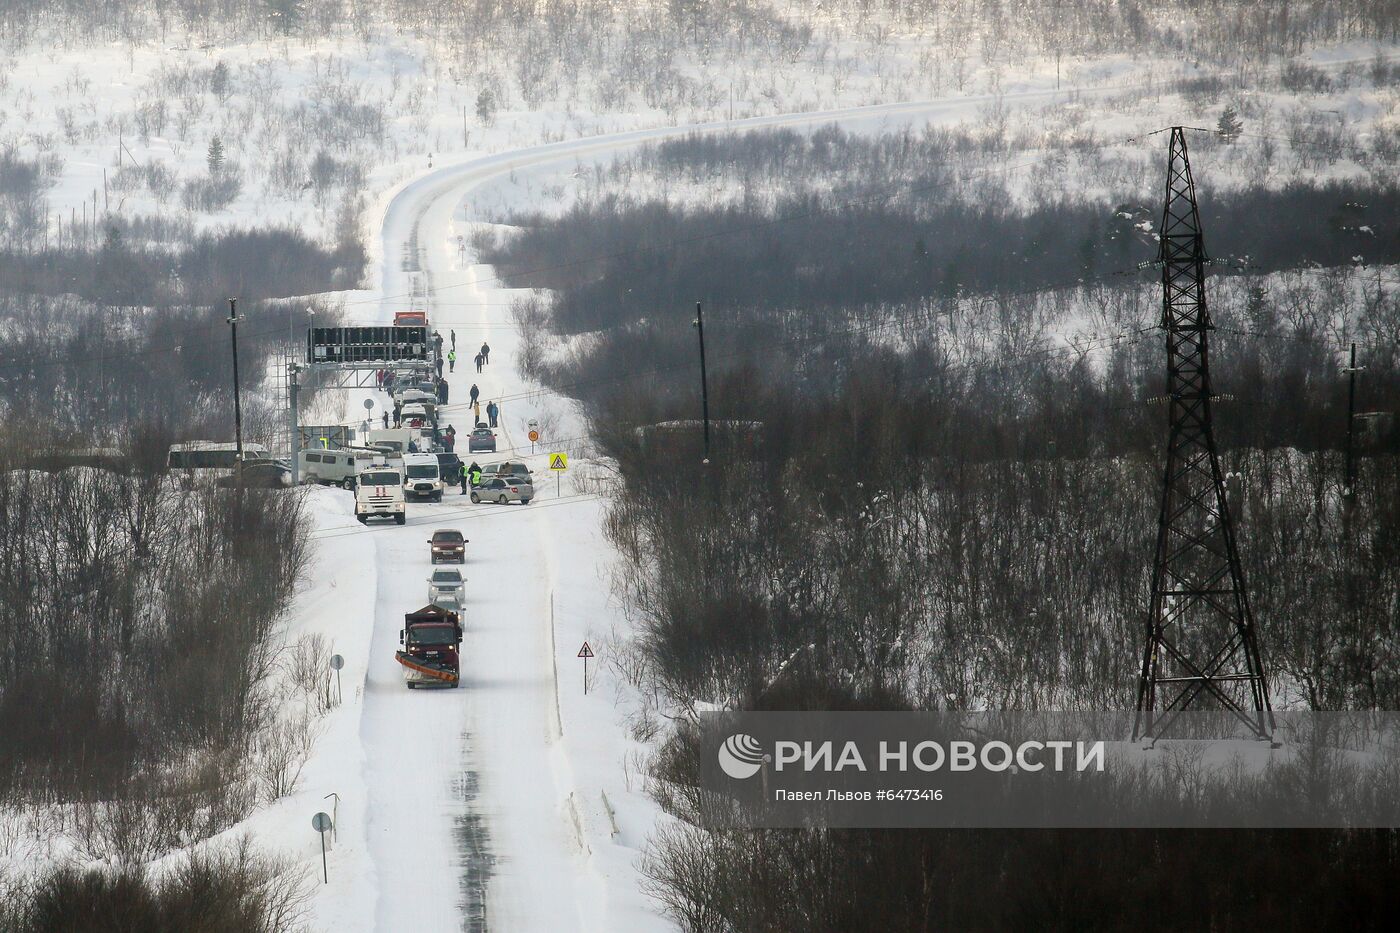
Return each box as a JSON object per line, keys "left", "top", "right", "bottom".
{"left": 397, "top": 605, "right": 464, "bottom": 688}
{"left": 355, "top": 465, "right": 406, "bottom": 524}
{"left": 394, "top": 310, "right": 429, "bottom": 327}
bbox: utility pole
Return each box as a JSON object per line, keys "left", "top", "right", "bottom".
{"left": 288, "top": 361, "right": 301, "bottom": 485}
{"left": 1342, "top": 342, "right": 1363, "bottom": 501}
{"left": 227, "top": 298, "right": 245, "bottom": 475}
{"left": 693, "top": 301, "right": 711, "bottom": 464}
{"left": 1134, "top": 127, "right": 1272, "bottom": 742}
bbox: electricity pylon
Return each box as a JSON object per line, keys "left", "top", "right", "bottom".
{"left": 1134, "top": 128, "right": 1273, "bottom": 741}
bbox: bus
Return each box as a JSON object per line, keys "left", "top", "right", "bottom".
{"left": 167, "top": 442, "right": 273, "bottom": 472}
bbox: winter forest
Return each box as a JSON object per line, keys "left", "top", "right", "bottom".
{"left": 3, "top": 1, "right": 1400, "bottom": 931}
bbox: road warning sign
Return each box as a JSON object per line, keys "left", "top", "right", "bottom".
{"left": 549, "top": 452, "right": 568, "bottom": 471}
{"left": 578, "top": 640, "right": 595, "bottom": 694}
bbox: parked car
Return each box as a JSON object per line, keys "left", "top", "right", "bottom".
{"left": 470, "top": 475, "right": 533, "bottom": 505}
{"left": 480, "top": 461, "right": 531, "bottom": 481}
{"left": 436, "top": 452, "right": 463, "bottom": 484}
{"left": 426, "top": 567, "right": 465, "bottom": 610}
{"left": 467, "top": 427, "right": 497, "bottom": 452}
{"left": 217, "top": 458, "right": 291, "bottom": 489}
{"left": 429, "top": 528, "right": 467, "bottom": 563}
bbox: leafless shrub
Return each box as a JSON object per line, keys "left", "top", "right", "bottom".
{"left": 283, "top": 633, "right": 337, "bottom": 713}
{"left": 1, "top": 835, "right": 310, "bottom": 933}
{"left": 255, "top": 708, "right": 322, "bottom": 805}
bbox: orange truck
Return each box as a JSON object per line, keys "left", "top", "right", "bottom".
{"left": 393, "top": 310, "right": 428, "bottom": 327}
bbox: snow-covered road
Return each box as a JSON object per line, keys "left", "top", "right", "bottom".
{"left": 346, "top": 88, "right": 1089, "bottom": 932}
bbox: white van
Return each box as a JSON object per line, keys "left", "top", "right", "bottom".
{"left": 300, "top": 447, "right": 378, "bottom": 488}
{"left": 168, "top": 442, "right": 272, "bottom": 473}
{"left": 355, "top": 464, "right": 406, "bottom": 524}
{"left": 364, "top": 428, "right": 413, "bottom": 458}
{"left": 403, "top": 453, "right": 444, "bottom": 501}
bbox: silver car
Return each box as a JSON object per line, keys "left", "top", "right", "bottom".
{"left": 427, "top": 567, "right": 465, "bottom": 609}
{"left": 470, "top": 475, "right": 534, "bottom": 505}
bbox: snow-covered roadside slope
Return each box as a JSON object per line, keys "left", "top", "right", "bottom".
{"left": 195, "top": 486, "right": 381, "bottom": 930}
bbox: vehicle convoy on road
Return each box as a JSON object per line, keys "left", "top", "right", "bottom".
{"left": 427, "top": 567, "right": 465, "bottom": 610}
{"left": 355, "top": 465, "right": 406, "bottom": 524}
{"left": 395, "top": 604, "right": 464, "bottom": 688}
{"left": 470, "top": 475, "right": 534, "bottom": 505}
{"left": 403, "top": 453, "right": 445, "bottom": 501}
{"left": 429, "top": 528, "right": 467, "bottom": 563}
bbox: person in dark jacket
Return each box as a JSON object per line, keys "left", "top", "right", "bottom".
{"left": 435, "top": 357, "right": 444, "bottom": 377}
{"left": 474, "top": 352, "right": 483, "bottom": 373}
{"left": 450, "top": 329, "right": 456, "bottom": 350}
{"left": 442, "top": 432, "right": 455, "bottom": 453}
{"left": 459, "top": 462, "right": 469, "bottom": 494}
{"left": 381, "top": 411, "right": 389, "bottom": 429}
{"left": 486, "top": 400, "right": 499, "bottom": 428}
{"left": 392, "top": 401, "right": 402, "bottom": 427}
{"left": 480, "top": 342, "right": 490, "bottom": 364}
{"left": 436, "top": 377, "right": 449, "bottom": 404}
{"left": 469, "top": 384, "right": 479, "bottom": 405}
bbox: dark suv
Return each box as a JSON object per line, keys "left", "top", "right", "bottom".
{"left": 436, "top": 452, "right": 463, "bottom": 484}
{"left": 429, "top": 528, "right": 467, "bottom": 564}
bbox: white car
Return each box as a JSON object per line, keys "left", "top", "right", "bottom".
{"left": 427, "top": 567, "right": 465, "bottom": 610}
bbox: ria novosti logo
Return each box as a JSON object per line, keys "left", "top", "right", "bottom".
{"left": 718, "top": 733, "right": 769, "bottom": 779}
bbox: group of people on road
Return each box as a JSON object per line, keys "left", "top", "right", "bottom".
{"left": 474, "top": 342, "right": 490, "bottom": 372}
{"left": 455, "top": 460, "right": 484, "bottom": 494}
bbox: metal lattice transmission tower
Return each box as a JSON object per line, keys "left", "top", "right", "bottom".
{"left": 1134, "top": 128, "right": 1274, "bottom": 741}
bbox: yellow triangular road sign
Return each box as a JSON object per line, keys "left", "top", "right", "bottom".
{"left": 549, "top": 452, "right": 568, "bottom": 471}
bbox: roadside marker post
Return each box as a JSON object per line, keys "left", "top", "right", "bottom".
{"left": 330, "top": 653, "right": 344, "bottom": 704}
{"left": 312, "top": 811, "right": 333, "bottom": 883}
{"left": 323, "top": 792, "right": 340, "bottom": 842}
{"left": 578, "top": 641, "right": 594, "bottom": 694}
{"left": 550, "top": 452, "right": 568, "bottom": 497}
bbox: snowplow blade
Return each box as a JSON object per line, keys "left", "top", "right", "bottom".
{"left": 395, "top": 651, "right": 460, "bottom": 684}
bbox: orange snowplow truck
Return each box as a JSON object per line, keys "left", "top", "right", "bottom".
{"left": 394, "top": 310, "right": 428, "bottom": 327}
{"left": 396, "top": 604, "right": 463, "bottom": 688}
